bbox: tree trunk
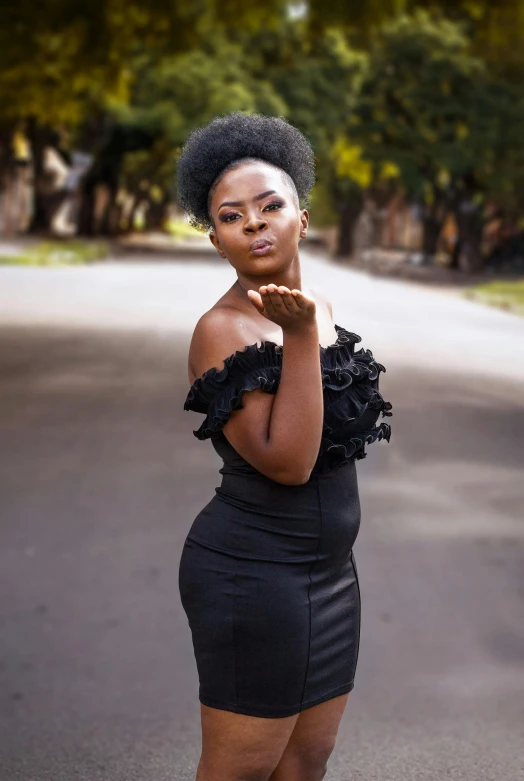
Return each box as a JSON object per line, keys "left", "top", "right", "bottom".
{"left": 335, "top": 201, "right": 361, "bottom": 258}
{"left": 77, "top": 177, "right": 97, "bottom": 236}
{"left": 126, "top": 197, "right": 141, "bottom": 232}
{"left": 145, "top": 198, "right": 170, "bottom": 232}
{"left": 98, "top": 185, "right": 120, "bottom": 235}
{"left": 27, "top": 118, "right": 52, "bottom": 234}
{"left": 453, "top": 201, "right": 484, "bottom": 273}
{"left": 422, "top": 214, "right": 442, "bottom": 258}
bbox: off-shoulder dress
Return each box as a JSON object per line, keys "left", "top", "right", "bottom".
{"left": 179, "top": 324, "right": 393, "bottom": 718}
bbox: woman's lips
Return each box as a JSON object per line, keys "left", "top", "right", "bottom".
{"left": 251, "top": 243, "right": 273, "bottom": 256}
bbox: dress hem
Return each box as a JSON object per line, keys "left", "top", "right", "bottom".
{"left": 198, "top": 681, "right": 354, "bottom": 719}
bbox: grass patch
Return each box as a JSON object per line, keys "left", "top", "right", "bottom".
{"left": 166, "top": 219, "right": 205, "bottom": 240}
{"left": 0, "top": 240, "right": 110, "bottom": 267}
{"left": 463, "top": 277, "right": 524, "bottom": 316}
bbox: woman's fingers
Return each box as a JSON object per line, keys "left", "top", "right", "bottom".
{"left": 254, "top": 284, "right": 315, "bottom": 323}
{"left": 277, "top": 286, "right": 299, "bottom": 314}
{"left": 259, "top": 286, "right": 277, "bottom": 317}
{"left": 268, "top": 285, "right": 301, "bottom": 316}
{"left": 290, "top": 289, "right": 307, "bottom": 309}
{"left": 267, "top": 284, "right": 287, "bottom": 312}
{"left": 247, "top": 290, "right": 264, "bottom": 312}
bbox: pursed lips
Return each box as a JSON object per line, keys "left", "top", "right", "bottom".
{"left": 250, "top": 239, "right": 273, "bottom": 252}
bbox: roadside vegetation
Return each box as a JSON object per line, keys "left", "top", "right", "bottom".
{"left": 463, "top": 278, "right": 524, "bottom": 317}
{"left": 0, "top": 240, "right": 109, "bottom": 267}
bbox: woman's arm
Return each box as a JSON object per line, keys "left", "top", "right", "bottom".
{"left": 188, "top": 286, "right": 324, "bottom": 485}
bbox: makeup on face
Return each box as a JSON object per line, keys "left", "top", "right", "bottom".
{"left": 218, "top": 192, "right": 286, "bottom": 224}
{"left": 208, "top": 163, "right": 307, "bottom": 266}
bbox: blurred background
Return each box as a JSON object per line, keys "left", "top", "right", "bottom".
{"left": 1, "top": 2, "right": 523, "bottom": 780}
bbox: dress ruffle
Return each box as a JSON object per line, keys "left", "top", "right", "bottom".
{"left": 184, "top": 324, "right": 392, "bottom": 471}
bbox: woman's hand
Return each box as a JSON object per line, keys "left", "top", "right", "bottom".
{"left": 246, "top": 284, "right": 317, "bottom": 335}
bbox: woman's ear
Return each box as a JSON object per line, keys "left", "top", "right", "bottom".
{"left": 209, "top": 231, "right": 226, "bottom": 258}
{"left": 299, "top": 209, "right": 309, "bottom": 239}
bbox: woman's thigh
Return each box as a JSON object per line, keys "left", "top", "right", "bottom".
{"left": 269, "top": 693, "right": 350, "bottom": 780}
{"left": 198, "top": 703, "right": 299, "bottom": 781}
{"left": 289, "top": 691, "right": 350, "bottom": 745}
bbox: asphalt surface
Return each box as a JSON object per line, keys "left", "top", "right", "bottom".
{"left": 1, "top": 250, "right": 523, "bottom": 780}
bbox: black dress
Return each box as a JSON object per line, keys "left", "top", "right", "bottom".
{"left": 179, "top": 324, "right": 393, "bottom": 718}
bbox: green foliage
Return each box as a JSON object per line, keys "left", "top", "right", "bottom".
{"left": 0, "top": 0, "right": 286, "bottom": 127}
{"left": 308, "top": 182, "right": 339, "bottom": 228}
{"left": 307, "top": 0, "right": 405, "bottom": 38}
{"left": 3, "top": 0, "right": 524, "bottom": 254}
{"left": 247, "top": 23, "right": 368, "bottom": 208}
{"left": 349, "top": 11, "right": 524, "bottom": 207}
{"left": 331, "top": 139, "right": 373, "bottom": 189}
{"left": 254, "top": 26, "right": 365, "bottom": 158}
{"left": 166, "top": 219, "right": 204, "bottom": 240}
{"left": 463, "top": 277, "right": 524, "bottom": 316}
{"left": 305, "top": 0, "right": 524, "bottom": 88}
{"left": 107, "top": 21, "right": 366, "bottom": 220}
{"left": 0, "top": 240, "right": 109, "bottom": 266}
{"left": 129, "top": 36, "right": 287, "bottom": 145}
{"left": 406, "top": 1, "right": 524, "bottom": 76}
{"left": 115, "top": 32, "right": 288, "bottom": 210}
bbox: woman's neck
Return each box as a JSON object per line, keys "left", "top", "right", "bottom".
{"left": 236, "top": 254, "right": 303, "bottom": 294}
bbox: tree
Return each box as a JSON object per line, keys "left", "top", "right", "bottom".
{"left": 348, "top": 11, "right": 524, "bottom": 269}
{"left": 78, "top": 32, "right": 288, "bottom": 235}
{"left": 243, "top": 22, "right": 368, "bottom": 255}
{"left": 407, "top": 0, "right": 524, "bottom": 78}
{"left": 0, "top": 0, "right": 287, "bottom": 233}
{"left": 307, "top": 0, "right": 524, "bottom": 78}
{"left": 0, "top": 0, "right": 195, "bottom": 231}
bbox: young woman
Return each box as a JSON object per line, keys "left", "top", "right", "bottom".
{"left": 177, "top": 112, "right": 393, "bottom": 781}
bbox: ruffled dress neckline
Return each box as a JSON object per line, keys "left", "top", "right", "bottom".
{"left": 187, "top": 324, "right": 354, "bottom": 392}
{"left": 184, "top": 323, "right": 393, "bottom": 472}
{"left": 253, "top": 322, "right": 350, "bottom": 353}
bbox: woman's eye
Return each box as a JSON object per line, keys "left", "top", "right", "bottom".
{"left": 220, "top": 201, "right": 283, "bottom": 223}
{"left": 221, "top": 212, "right": 239, "bottom": 223}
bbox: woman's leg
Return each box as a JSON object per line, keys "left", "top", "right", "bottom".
{"left": 268, "top": 692, "right": 350, "bottom": 781}
{"left": 196, "top": 703, "right": 300, "bottom": 781}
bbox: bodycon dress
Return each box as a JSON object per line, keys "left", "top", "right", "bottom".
{"left": 179, "top": 324, "right": 393, "bottom": 718}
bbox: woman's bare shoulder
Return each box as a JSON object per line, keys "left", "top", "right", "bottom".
{"left": 187, "top": 305, "right": 258, "bottom": 385}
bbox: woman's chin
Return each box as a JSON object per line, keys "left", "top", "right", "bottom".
{"left": 246, "top": 250, "right": 297, "bottom": 270}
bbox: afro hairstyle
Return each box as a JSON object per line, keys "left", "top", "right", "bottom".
{"left": 175, "top": 112, "right": 315, "bottom": 233}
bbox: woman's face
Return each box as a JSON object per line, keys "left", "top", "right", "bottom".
{"left": 208, "top": 161, "right": 309, "bottom": 275}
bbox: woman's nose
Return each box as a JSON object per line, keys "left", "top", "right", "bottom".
{"left": 243, "top": 213, "right": 268, "bottom": 232}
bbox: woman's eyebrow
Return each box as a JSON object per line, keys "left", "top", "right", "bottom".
{"left": 218, "top": 190, "right": 278, "bottom": 209}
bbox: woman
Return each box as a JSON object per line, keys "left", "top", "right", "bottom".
{"left": 177, "top": 112, "right": 393, "bottom": 781}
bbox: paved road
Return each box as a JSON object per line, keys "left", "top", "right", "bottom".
{"left": 1, "top": 250, "right": 523, "bottom": 781}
